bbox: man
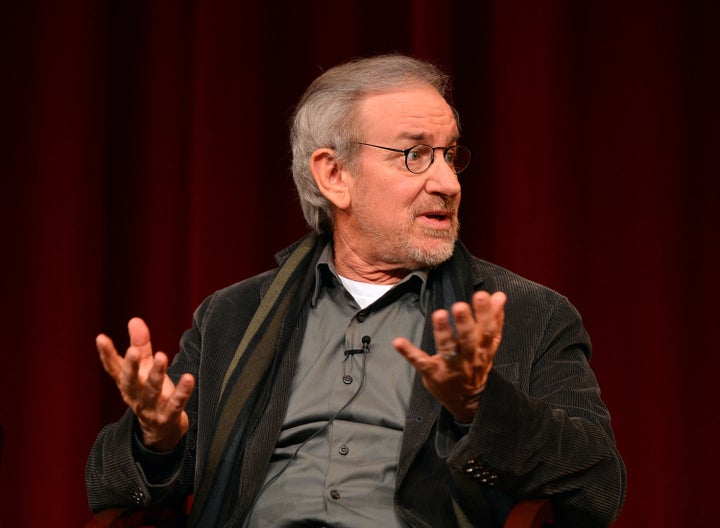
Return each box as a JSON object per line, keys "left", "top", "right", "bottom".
{"left": 87, "top": 54, "right": 626, "bottom": 527}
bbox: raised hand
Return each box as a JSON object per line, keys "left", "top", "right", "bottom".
{"left": 393, "top": 291, "right": 506, "bottom": 423}
{"left": 96, "top": 317, "right": 195, "bottom": 451}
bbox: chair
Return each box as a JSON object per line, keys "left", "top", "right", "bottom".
{"left": 84, "top": 498, "right": 552, "bottom": 527}
{"left": 505, "top": 499, "right": 554, "bottom": 528}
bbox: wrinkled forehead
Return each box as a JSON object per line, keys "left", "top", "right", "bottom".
{"left": 356, "top": 85, "right": 460, "bottom": 143}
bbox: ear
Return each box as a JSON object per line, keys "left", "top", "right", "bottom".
{"left": 310, "top": 148, "right": 352, "bottom": 210}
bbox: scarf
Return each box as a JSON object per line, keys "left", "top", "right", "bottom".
{"left": 188, "top": 233, "right": 320, "bottom": 527}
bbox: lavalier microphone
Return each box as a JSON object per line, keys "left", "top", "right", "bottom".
{"left": 344, "top": 335, "right": 371, "bottom": 356}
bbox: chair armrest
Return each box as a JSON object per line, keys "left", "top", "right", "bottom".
{"left": 504, "top": 499, "right": 554, "bottom": 528}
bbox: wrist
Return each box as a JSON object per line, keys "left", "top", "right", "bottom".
{"left": 136, "top": 417, "right": 187, "bottom": 452}
{"left": 448, "top": 385, "right": 485, "bottom": 424}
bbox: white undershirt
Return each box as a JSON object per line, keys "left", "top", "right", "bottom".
{"left": 338, "top": 275, "right": 394, "bottom": 309}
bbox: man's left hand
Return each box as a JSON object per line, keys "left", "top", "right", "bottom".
{"left": 393, "top": 290, "right": 507, "bottom": 423}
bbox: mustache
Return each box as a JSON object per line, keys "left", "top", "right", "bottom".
{"left": 411, "top": 197, "right": 458, "bottom": 218}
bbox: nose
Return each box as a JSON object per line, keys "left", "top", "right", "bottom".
{"left": 424, "top": 153, "right": 461, "bottom": 197}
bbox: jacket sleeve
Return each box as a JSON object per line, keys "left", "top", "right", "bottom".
{"left": 445, "top": 294, "right": 626, "bottom": 527}
{"left": 84, "top": 300, "right": 207, "bottom": 513}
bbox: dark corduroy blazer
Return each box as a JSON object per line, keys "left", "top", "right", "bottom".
{"left": 86, "top": 236, "right": 626, "bottom": 527}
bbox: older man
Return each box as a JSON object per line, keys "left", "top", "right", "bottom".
{"left": 87, "top": 54, "right": 626, "bottom": 527}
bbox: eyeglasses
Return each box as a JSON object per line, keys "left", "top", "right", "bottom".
{"left": 354, "top": 142, "right": 472, "bottom": 175}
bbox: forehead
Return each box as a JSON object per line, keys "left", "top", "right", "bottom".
{"left": 356, "top": 85, "right": 459, "bottom": 143}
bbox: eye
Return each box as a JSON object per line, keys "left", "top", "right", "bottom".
{"left": 444, "top": 147, "right": 458, "bottom": 163}
{"left": 406, "top": 146, "right": 424, "bottom": 162}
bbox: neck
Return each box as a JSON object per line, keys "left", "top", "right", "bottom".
{"left": 332, "top": 236, "right": 413, "bottom": 285}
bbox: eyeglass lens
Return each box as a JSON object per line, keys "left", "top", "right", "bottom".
{"left": 406, "top": 145, "right": 471, "bottom": 174}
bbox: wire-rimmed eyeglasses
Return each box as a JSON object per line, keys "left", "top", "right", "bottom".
{"left": 354, "top": 142, "right": 472, "bottom": 174}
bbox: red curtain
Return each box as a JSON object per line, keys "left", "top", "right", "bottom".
{"left": 1, "top": 1, "right": 718, "bottom": 525}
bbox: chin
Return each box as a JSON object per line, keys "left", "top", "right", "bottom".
{"left": 404, "top": 237, "right": 456, "bottom": 268}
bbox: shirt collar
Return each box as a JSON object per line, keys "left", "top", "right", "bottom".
{"left": 311, "top": 241, "right": 430, "bottom": 314}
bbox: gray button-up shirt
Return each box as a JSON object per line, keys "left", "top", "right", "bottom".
{"left": 247, "top": 246, "right": 428, "bottom": 527}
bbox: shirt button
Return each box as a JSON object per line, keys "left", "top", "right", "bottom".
{"left": 338, "top": 444, "right": 349, "bottom": 456}
{"left": 356, "top": 311, "right": 366, "bottom": 322}
{"left": 342, "top": 375, "right": 353, "bottom": 384}
{"left": 330, "top": 489, "right": 341, "bottom": 500}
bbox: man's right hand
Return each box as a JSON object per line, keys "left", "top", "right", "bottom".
{"left": 96, "top": 317, "right": 195, "bottom": 451}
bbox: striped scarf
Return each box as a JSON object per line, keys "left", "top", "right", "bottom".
{"left": 188, "top": 233, "right": 320, "bottom": 527}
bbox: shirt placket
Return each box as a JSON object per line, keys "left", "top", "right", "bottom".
{"left": 324, "top": 305, "right": 372, "bottom": 515}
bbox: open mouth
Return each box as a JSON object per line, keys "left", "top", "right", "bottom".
{"left": 418, "top": 211, "right": 454, "bottom": 228}
{"left": 424, "top": 212, "right": 447, "bottom": 221}
{"left": 420, "top": 210, "right": 452, "bottom": 221}
{"left": 414, "top": 199, "right": 457, "bottom": 227}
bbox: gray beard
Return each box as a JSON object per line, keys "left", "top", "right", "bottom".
{"left": 400, "top": 221, "right": 459, "bottom": 268}
{"left": 346, "top": 191, "right": 460, "bottom": 271}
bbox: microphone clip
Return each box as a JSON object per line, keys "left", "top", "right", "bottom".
{"left": 344, "top": 335, "right": 371, "bottom": 356}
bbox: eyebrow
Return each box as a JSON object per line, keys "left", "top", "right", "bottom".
{"left": 395, "top": 132, "right": 461, "bottom": 145}
{"left": 400, "top": 132, "right": 427, "bottom": 141}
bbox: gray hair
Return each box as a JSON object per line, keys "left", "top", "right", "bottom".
{"left": 290, "top": 54, "right": 455, "bottom": 233}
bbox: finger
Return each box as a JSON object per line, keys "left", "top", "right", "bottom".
{"left": 431, "top": 309, "right": 459, "bottom": 356}
{"left": 490, "top": 292, "right": 507, "bottom": 339}
{"left": 140, "top": 352, "right": 168, "bottom": 408}
{"left": 393, "top": 337, "right": 437, "bottom": 374}
{"left": 166, "top": 373, "right": 196, "bottom": 414}
{"left": 450, "top": 300, "right": 478, "bottom": 357}
{"left": 470, "top": 292, "right": 493, "bottom": 345}
{"left": 471, "top": 291, "right": 506, "bottom": 351}
{"left": 96, "top": 333, "right": 123, "bottom": 380}
{"left": 128, "top": 317, "right": 154, "bottom": 360}
{"left": 118, "top": 347, "right": 143, "bottom": 400}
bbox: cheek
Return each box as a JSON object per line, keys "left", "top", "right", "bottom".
{"left": 385, "top": 189, "right": 420, "bottom": 217}
{"left": 355, "top": 169, "right": 425, "bottom": 221}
